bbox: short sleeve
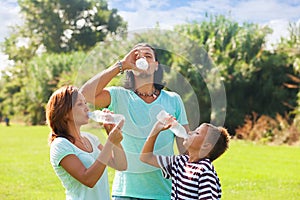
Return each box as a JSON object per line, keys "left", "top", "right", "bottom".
{"left": 50, "top": 138, "right": 75, "bottom": 167}
{"left": 198, "top": 170, "right": 220, "bottom": 199}
{"left": 174, "top": 93, "right": 188, "bottom": 126}
{"left": 107, "top": 86, "right": 127, "bottom": 112}
{"left": 157, "top": 155, "right": 176, "bottom": 179}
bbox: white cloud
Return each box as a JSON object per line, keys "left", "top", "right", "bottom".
{"left": 1, "top": 0, "right": 298, "bottom": 71}
{"left": 232, "top": 0, "right": 300, "bottom": 23}
{"left": 264, "top": 19, "right": 290, "bottom": 50}
{"left": 0, "top": 52, "right": 14, "bottom": 76}
{"left": 0, "top": 0, "right": 22, "bottom": 73}
{"left": 108, "top": 0, "right": 300, "bottom": 36}
{"left": 108, "top": 0, "right": 300, "bottom": 53}
{"left": 0, "top": 0, "right": 22, "bottom": 43}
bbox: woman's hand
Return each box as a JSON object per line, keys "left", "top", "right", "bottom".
{"left": 101, "top": 109, "right": 115, "bottom": 135}
{"left": 107, "top": 119, "right": 124, "bottom": 145}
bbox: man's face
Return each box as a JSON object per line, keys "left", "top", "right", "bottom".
{"left": 133, "top": 46, "right": 158, "bottom": 77}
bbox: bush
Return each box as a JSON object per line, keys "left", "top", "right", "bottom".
{"left": 235, "top": 112, "right": 300, "bottom": 145}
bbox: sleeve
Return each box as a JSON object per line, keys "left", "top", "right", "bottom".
{"left": 174, "top": 93, "right": 188, "bottom": 126}
{"left": 198, "top": 170, "right": 219, "bottom": 199}
{"left": 156, "top": 155, "right": 176, "bottom": 179}
{"left": 107, "top": 86, "right": 126, "bottom": 112}
{"left": 50, "top": 138, "right": 75, "bottom": 167}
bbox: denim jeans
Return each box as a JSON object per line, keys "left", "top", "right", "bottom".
{"left": 112, "top": 196, "right": 154, "bottom": 200}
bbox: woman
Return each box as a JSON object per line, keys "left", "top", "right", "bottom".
{"left": 46, "top": 85, "right": 127, "bottom": 199}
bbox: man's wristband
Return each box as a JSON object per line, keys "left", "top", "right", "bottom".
{"left": 118, "top": 61, "right": 124, "bottom": 74}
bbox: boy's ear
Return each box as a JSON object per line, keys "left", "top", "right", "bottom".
{"left": 201, "top": 142, "right": 212, "bottom": 150}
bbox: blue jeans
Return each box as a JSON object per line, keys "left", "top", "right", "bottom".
{"left": 112, "top": 196, "right": 154, "bottom": 200}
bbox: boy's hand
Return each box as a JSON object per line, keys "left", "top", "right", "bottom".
{"left": 155, "top": 115, "right": 174, "bottom": 131}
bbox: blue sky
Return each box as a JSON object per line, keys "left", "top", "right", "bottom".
{"left": 0, "top": 0, "right": 300, "bottom": 69}
{"left": 1, "top": 0, "right": 300, "bottom": 43}
{"left": 107, "top": 0, "right": 300, "bottom": 30}
{"left": 105, "top": 0, "right": 300, "bottom": 49}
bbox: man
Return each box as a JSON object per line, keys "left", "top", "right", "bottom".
{"left": 80, "top": 43, "right": 189, "bottom": 199}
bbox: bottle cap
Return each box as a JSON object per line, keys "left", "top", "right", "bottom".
{"left": 136, "top": 58, "right": 149, "bottom": 70}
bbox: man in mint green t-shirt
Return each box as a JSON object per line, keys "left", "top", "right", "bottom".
{"left": 81, "top": 43, "right": 189, "bottom": 199}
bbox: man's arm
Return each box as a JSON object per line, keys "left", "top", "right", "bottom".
{"left": 80, "top": 62, "right": 120, "bottom": 108}
{"left": 80, "top": 48, "right": 137, "bottom": 107}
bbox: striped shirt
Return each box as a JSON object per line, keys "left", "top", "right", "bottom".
{"left": 157, "top": 155, "right": 222, "bottom": 200}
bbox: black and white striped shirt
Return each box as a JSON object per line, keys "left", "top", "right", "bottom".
{"left": 157, "top": 155, "right": 221, "bottom": 200}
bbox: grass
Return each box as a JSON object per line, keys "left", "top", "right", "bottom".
{"left": 0, "top": 123, "right": 300, "bottom": 199}
{"left": 214, "top": 140, "right": 300, "bottom": 200}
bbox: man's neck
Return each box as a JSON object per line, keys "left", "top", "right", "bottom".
{"left": 134, "top": 74, "right": 155, "bottom": 93}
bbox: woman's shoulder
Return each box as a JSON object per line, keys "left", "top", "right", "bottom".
{"left": 50, "top": 137, "right": 74, "bottom": 152}
{"left": 51, "top": 136, "right": 70, "bottom": 146}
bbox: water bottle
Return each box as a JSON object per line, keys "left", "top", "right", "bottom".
{"left": 135, "top": 58, "right": 149, "bottom": 70}
{"left": 88, "top": 110, "right": 125, "bottom": 124}
{"left": 156, "top": 110, "right": 189, "bottom": 139}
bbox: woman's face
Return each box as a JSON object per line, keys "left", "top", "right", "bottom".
{"left": 67, "top": 93, "right": 89, "bottom": 126}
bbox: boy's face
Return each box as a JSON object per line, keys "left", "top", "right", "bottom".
{"left": 183, "top": 123, "right": 211, "bottom": 151}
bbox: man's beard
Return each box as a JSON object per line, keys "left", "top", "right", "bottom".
{"left": 136, "top": 71, "right": 151, "bottom": 79}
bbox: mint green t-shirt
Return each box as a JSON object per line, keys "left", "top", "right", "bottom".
{"left": 50, "top": 132, "right": 110, "bottom": 200}
{"left": 108, "top": 86, "right": 188, "bottom": 199}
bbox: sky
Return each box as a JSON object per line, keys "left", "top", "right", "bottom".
{"left": 0, "top": 0, "right": 300, "bottom": 70}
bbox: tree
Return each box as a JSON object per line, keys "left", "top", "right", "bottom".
{"left": 16, "top": 0, "right": 126, "bottom": 53}
{"left": 0, "top": 0, "right": 127, "bottom": 125}
{"left": 278, "top": 22, "right": 300, "bottom": 126}
{"left": 20, "top": 51, "right": 86, "bottom": 125}
{"left": 173, "top": 15, "right": 298, "bottom": 133}
{"left": 92, "top": 19, "right": 298, "bottom": 133}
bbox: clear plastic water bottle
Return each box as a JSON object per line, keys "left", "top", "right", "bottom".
{"left": 88, "top": 110, "right": 125, "bottom": 124}
{"left": 156, "top": 110, "right": 188, "bottom": 139}
{"left": 136, "top": 58, "right": 149, "bottom": 70}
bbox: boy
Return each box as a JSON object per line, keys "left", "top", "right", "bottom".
{"left": 140, "top": 117, "right": 230, "bottom": 200}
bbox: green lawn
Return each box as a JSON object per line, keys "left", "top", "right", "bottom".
{"left": 0, "top": 124, "right": 299, "bottom": 199}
